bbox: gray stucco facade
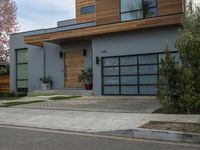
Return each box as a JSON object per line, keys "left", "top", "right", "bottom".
{"left": 10, "top": 25, "right": 179, "bottom": 95}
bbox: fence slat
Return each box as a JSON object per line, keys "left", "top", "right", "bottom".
{"left": 0, "top": 75, "right": 9, "bottom": 94}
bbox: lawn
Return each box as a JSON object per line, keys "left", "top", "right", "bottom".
{"left": 0, "top": 100, "right": 45, "bottom": 107}
{"left": 49, "top": 96, "right": 81, "bottom": 100}
{"left": 0, "top": 97, "right": 22, "bottom": 100}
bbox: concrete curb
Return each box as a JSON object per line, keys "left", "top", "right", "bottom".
{"left": 100, "top": 128, "right": 200, "bottom": 144}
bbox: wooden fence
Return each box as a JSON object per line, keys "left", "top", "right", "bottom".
{"left": 0, "top": 75, "right": 9, "bottom": 94}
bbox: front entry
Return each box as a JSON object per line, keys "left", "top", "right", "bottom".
{"left": 64, "top": 50, "right": 84, "bottom": 88}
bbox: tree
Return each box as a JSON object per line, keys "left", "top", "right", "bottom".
{"left": 158, "top": 0, "right": 200, "bottom": 113}
{"left": 0, "top": 0, "right": 18, "bottom": 61}
{"left": 157, "top": 44, "right": 181, "bottom": 110}
{"left": 176, "top": 0, "right": 200, "bottom": 113}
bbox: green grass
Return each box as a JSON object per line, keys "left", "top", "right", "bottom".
{"left": 49, "top": 96, "right": 81, "bottom": 100}
{"left": 0, "top": 97, "right": 23, "bottom": 100}
{"left": 0, "top": 100, "right": 45, "bottom": 107}
{"left": 27, "top": 92, "right": 56, "bottom": 97}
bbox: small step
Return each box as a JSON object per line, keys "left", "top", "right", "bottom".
{"left": 55, "top": 89, "right": 93, "bottom": 96}
{"left": 29, "top": 89, "right": 93, "bottom": 96}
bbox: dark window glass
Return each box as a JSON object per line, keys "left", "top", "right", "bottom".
{"left": 16, "top": 49, "right": 28, "bottom": 92}
{"left": 81, "top": 5, "right": 95, "bottom": 15}
{"left": 120, "top": 0, "right": 157, "bottom": 21}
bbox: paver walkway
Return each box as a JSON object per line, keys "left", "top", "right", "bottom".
{"left": 15, "top": 96, "right": 159, "bottom": 113}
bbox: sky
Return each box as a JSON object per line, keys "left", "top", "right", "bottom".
{"left": 15, "top": 0, "right": 75, "bottom": 32}
{"left": 15, "top": 0, "right": 200, "bottom": 32}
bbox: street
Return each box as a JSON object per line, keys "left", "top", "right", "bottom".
{"left": 0, "top": 125, "right": 199, "bottom": 150}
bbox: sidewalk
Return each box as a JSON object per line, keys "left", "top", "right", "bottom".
{"left": 0, "top": 108, "right": 199, "bottom": 133}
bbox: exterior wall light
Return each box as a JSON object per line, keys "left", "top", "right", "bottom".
{"left": 96, "top": 56, "right": 100, "bottom": 65}
{"left": 83, "top": 49, "right": 87, "bottom": 56}
{"left": 59, "top": 51, "right": 63, "bottom": 58}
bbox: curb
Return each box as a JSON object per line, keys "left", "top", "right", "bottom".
{"left": 100, "top": 128, "right": 200, "bottom": 144}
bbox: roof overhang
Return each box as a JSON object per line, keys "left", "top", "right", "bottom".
{"left": 24, "top": 14, "right": 183, "bottom": 47}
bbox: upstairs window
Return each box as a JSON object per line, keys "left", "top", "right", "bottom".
{"left": 120, "top": 0, "right": 157, "bottom": 22}
{"left": 81, "top": 5, "right": 96, "bottom": 15}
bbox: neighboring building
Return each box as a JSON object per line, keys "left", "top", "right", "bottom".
{"left": 10, "top": 0, "right": 184, "bottom": 95}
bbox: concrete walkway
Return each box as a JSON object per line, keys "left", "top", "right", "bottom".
{"left": 0, "top": 108, "right": 199, "bottom": 133}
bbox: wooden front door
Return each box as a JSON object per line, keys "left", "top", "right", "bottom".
{"left": 64, "top": 50, "right": 84, "bottom": 88}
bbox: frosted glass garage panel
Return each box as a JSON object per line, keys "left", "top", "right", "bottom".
{"left": 139, "top": 75, "right": 157, "bottom": 84}
{"left": 103, "top": 58, "right": 119, "bottom": 66}
{"left": 121, "top": 66, "right": 137, "bottom": 75}
{"left": 139, "top": 55, "right": 157, "bottom": 64}
{"left": 103, "top": 77, "right": 119, "bottom": 85}
{"left": 140, "top": 86, "right": 157, "bottom": 94}
{"left": 103, "top": 67, "right": 119, "bottom": 75}
{"left": 121, "top": 76, "right": 137, "bottom": 84}
{"left": 104, "top": 86, "right": 119, "bottom": 95}
{"left": 139, "top": 65, "right": 157, "bottom": 74}
{"left": 121, "top": 86, "right": 138, "bottom": 95}
{"left": 120, "top": 56, "right": 137, "bottom": 65}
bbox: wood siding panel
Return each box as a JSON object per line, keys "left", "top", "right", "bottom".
{"left": 76, "top": 0, "right": 96, "bottom": 23}
{"left": 64, "top": 50, "right": 84, "bottom": 88}
{"left": 25, "top": 14, "right": 182, "bottom": 46}
{"left": 158, "top": 0, "right": 184, "bottom": 16}
{"left": 96, "top": 0, "right": 120, "bottom": 25}
{"left": 0, "top": 75, "right": 9, "bottom": 94}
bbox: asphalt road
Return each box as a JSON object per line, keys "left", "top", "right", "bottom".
{"left": 0, "top": 125, "right": 199, "bottom": 150}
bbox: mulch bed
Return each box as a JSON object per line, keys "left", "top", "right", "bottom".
{"left": 140, "top": 121, "right": 200, "bottom": 133}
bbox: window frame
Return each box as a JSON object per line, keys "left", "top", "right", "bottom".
{"left": 120, "top": 0, "right": 158, "bottom": 22}
{"left": 80, "top": 5, "right": 96, "bottom": 15}
{"left": 16, "top": 48, "right": 28, "bottom": 93}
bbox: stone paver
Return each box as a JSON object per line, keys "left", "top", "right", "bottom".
{"left": 0, "top": 108, "right": 199, "bottom": 133}
{"left": 14, "top": 96, "right": 159, "bottom": 113}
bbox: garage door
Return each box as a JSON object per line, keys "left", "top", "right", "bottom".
{"left": 102, "top": 52, "right": 179, "bottom": 95}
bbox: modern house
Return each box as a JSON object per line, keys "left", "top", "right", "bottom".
{"left": 10, "top": 0, "right": 184, "bottom": 95}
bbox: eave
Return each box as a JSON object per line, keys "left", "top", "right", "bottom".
{"left": 24, "top": 14, "right": 183, "bottom": 46}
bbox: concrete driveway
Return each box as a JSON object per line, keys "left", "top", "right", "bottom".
{"left": 15, "top": 96, "right": 159, "bottom": 113}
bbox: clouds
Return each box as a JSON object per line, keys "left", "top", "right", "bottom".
{"left": 16, "top": 0, "right": 200, "bottom": 32}
{"left": 15, "top": 0, "right": 75, "bottom": 32}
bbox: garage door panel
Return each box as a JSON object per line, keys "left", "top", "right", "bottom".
{"left": 139, "top": 75, "right": 158, "bottom": 84}
{"left": 102, "top": 52, "right": 178, "bottom": 95}
{"left": 103, "top": 67, "right": 119, "bottom": 75}
{"left": 121, "top": 76, "right": 138, "bottom": 85}
{"left": 120, "top": 66, "right": 137, "bottom": 75}
{"left": 120, "top": 56, "right": 137, "bottom": 65}
{"left": 139, "top": 65, "right": 157, "bottom": 74}
{"left": 103, "top": 77, "right": 119, "bottom": 85}
{"left": 139, "top": 86, "right": 157, "bottom": 95}
{"left": 121, "top": 86, "right": 138, "bottom": 95}
{"left": 104, "top": 86, "right": 119, "bottom": 95}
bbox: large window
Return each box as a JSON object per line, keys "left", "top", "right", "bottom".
{"left": 81, "top": 5, "right": 96, "bottom": 15}
{"left": 120, "top": 0, "right": 157, "bottom": 21}
{"left": 16, "top": 49, "right": 28, "bottom": 92}
{"left": 102, "top": 52, "right": 179, "bottom": 95}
